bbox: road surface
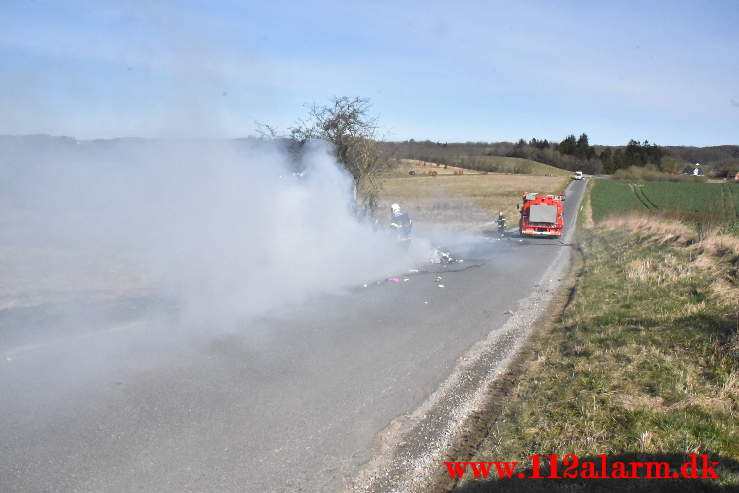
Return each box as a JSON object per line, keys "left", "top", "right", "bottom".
{"left": 0, "top": 180, "right": 587, "bottom": 492}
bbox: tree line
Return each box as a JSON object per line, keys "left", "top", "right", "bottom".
{"left": 383, "top": 133, "right": 679, "bottom": 176}
{"left": 599, "top": 140, "right": 665, "bottom": 174}
{"left": 508, "top": 134, "right": 669, "bottom": 174}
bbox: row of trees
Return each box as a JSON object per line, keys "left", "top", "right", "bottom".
{"left": 557, "top": 134, "right": 596, "bottom": 160}
{"left": 383, "top": 134, "right": 672, "bottom": 176}
{"left": 508, "top": 133, "right": 601, "bottom": 173}
{"left": 379, "top": 140, "right": 515, "bottom": 164}
{"left": 507, "top": 134, "right": 667, "bottom": 175}
{"left": 600, "top": 140, "right": 665, "bottom": 174}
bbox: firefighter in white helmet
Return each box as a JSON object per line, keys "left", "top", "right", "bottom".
{"left": 497, "top": 211, "right": 507, "bottom": 236}
{"left": 390, "top": 203, "right": 412, "bottom": 245}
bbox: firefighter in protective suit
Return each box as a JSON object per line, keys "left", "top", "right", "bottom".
{"left": 497, "top": 211, "right": 507, "bottom": 236}
{"left": 390, "top": 203, "right": 412, "bottom": 246}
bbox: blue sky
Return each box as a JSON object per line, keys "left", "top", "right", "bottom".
{"left": 1, "top": 0, "right": 737, "bottom": 145}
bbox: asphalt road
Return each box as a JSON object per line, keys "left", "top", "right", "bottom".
{"left": 1, "top": 179, "right": 587, "bottom": 493}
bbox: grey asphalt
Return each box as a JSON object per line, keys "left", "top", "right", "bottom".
{"left": 0, "top": 180, "right": 587, "bottom": 493}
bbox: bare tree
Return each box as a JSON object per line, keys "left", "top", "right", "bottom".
{"left": 290, "top": 96, "right": 388, "bottom": 214}
{"left": 254, "top": 121, "right": 280, "bottom": 139}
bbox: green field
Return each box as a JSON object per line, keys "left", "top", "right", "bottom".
{"left": 591, "top": 179, "right": 739, "bottom": 233}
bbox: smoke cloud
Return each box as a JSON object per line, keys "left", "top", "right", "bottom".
{"left": 1, "top": 137, "right": 425, "bottom": 323}
{"left": 0, "top": 136, "right": 438, "bottom": 409}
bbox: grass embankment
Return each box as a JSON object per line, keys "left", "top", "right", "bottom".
{"left": 447, "top": 219, "right": 738, "bottom": 492}
{"left": 379, "top": 160, "right": 569, "bottom": 229}
{"left": 592, "top": 179, "right": 739, "bottom": 235}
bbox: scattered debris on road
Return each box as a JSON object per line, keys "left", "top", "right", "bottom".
{"left": 429, "top": 248, "right": 461, "bottom": 265}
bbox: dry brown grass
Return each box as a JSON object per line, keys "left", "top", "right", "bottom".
{"left": 387, "top": 159, "right": 481, "bottom": 177}
{"left": 378, "top": 172, "right": 568, "bottom": 231}
{"left": 387, "top": 158, "right": 570, "bottom": 178}
{"left": 599, "top": 213, "right": 698, "bottom": 245}
{"left": 582, "top": 181, "right": 595, "bottom": 229}
{"left": 700, "top": 234, "right": 739, "bottom": 258}
{"left": 625, "top": 255, "right": 696, "bottom": 285}
{"left": 695, "top": 234, "right": 739, "bottom": 306}
{"left": 600, "top": 213, "right": 738, "bottom": 307}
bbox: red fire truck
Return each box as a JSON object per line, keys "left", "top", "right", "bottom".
{"left": 519, "top": 192, "right": 565, "bottom": 237}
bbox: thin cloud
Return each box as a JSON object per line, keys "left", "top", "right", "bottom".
{"left": 731, "top": 99, "right": 739, "bottom": 108}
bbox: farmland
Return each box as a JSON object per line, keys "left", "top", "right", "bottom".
{"left": 591, "top": 179, "right": 739, "bottom": 234}
{"left": 379, "top": 161, "right": 569, "bottom": 230}
{"left": 387, "top": 156, "right": 571, "bottom": 177}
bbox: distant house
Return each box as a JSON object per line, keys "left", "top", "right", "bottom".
{"left": 682, "top": 163, "right": 704, "bottom": 176}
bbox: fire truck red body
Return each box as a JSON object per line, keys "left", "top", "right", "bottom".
{"left": 519, "top": 192, "right": 565, "bottom": 237}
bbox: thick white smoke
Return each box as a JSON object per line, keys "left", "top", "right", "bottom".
{"left": 0, "top": 137, "right": 425, "bottom": 328}
{"left": 0, "top": 136, "right": 438, "bottom": 408}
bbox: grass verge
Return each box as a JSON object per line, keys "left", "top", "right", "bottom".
{"left": 443, "top": 218, "right": 738, "bottom": 492}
